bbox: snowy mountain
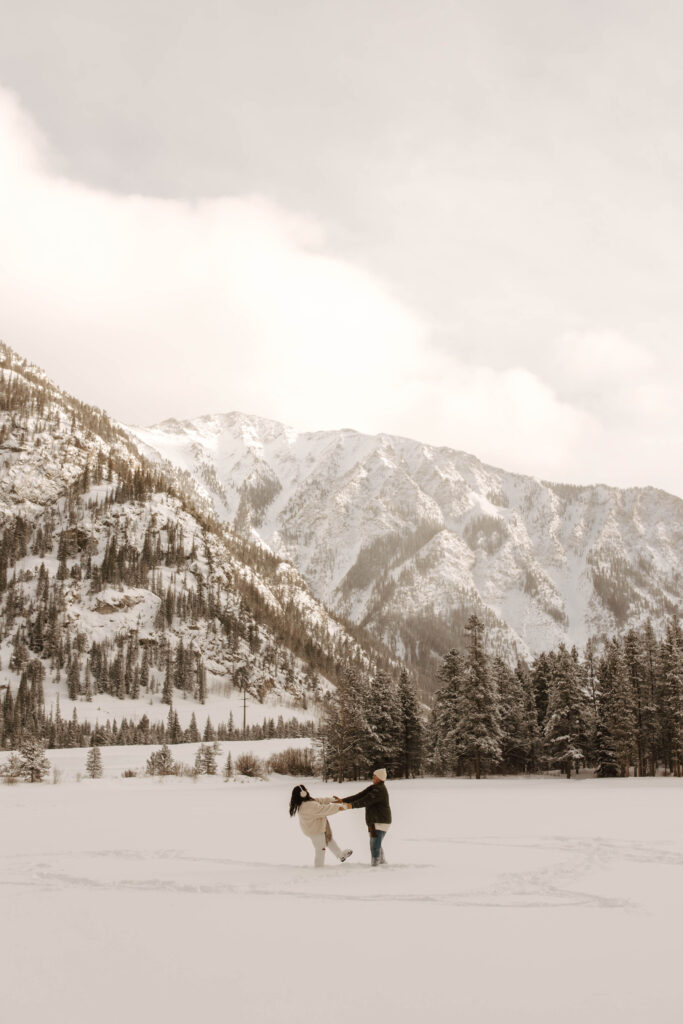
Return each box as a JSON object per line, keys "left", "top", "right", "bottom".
{"left": 130, "top": 412, "right": 682, "bottom": 678}
{"left": 0, "top": 344, "right": 392, "bottom": 747}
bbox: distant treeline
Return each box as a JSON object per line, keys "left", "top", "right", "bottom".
{"left": 0, "top": 673, "right": 315, "bottom": 750}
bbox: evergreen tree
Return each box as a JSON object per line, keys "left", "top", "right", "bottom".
{"left": 18, "top": 738, "right": 51, "bottom": 782}
{"left": 196, "top": 652, "right": 206, "bottom": 704}
{"left": 169, "top": 709, "right": 182, "bottom": 744}
{"left": 454, "top": 616, "right": 502, "bottom": 778}
{"left": 544, "top": 644, "right": 585, "bottom": 778}
{"left": 641, "top": 620, "right": 662, "bottom": 774}
{"left": 84, "top": 663, "right": 93, "bottom": 702}
{"left": 623, "top": 628, "right": 655, "bottom": 776}
{"left": 321, "top": 668, "right": 372, "bottom": 782}
{"left": 396, "top": 669, "right": 423, "bottom": 778}
{"left": 659, "top": 619, "right": 683, "bottom": 775}
{"left": 193, "top": 742, "right": 219, "bottom": 775}
{"left": 203, "top": 743, "right": 218, "bottom": 775}
{"left": 85, "top": 743, "right": 103, "bottom": 779}
{"left": 146, "top": 744, "right": 176, "bottom": 776}
{"left": 140, "top": 646, "right": 150, "bottom": 691}
{"left": 601, "top": 638, "right": 637, "bottom": 777}
{"left": 365, "top": 671, "right": 402, "bottom": 775}
{"left": 581, "top": 638, "right": 600, "bottom": 767}
{"left": 429, "top": 649, "right": 463, "bottom": 774}
{"left": 67, "top": 658, "right": 81, "bottom": 700}
{"left": 174, "top": 639, "right": 188, "bottom": 693}
{"left": 194, "top": 743, "right": 208, "bottom": 774}
{"left": 531, "top": 652, "right": 552, "bottom": 727}
{"left": 130, "top": 665, "right": 140, "bottom": 700}
{"left": 161, "top": 650, "right": 173, "bottom": 705}
{"left": 519, "top": 661, "right": 542, "bottom": 772}
{"left": 497, "top": 659, "right": 540, "bottom": 773}
{"left": 593, "top": 642, "right": 621, "bottom": 779}
{"left": 166, "top": 703, "right": 176, "bottom": 742}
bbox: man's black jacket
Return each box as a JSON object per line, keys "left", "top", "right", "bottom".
{"left": 342, "top": 781, "right": 392, "bottom": 829}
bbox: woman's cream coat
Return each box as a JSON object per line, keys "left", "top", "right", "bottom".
{"left": 297, "top": 798, "right": 343, "bottom": 838}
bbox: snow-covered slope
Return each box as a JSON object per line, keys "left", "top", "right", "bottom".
{"left": 130, "top": 412, "right": 683, "bottom": 672}
{"left": 0, "top": 345, "right": 390, "bottom": 742}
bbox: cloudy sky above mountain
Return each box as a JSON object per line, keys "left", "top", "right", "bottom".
{"left": 0, "top": 0, "right": 681, "bottom": 495}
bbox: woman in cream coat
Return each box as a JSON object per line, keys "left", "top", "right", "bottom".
{"left": 289, "top": 784, "right": 353, "bottom": 867}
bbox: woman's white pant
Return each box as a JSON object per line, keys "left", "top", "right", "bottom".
{"left": 311, "top": 833, "right": 344, "bottom": 867}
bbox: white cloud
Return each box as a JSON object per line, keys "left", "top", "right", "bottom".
{"left": 0, "top": 86, "right": 424, "bottom": 429}
{"left": 0, "top": 86, "right": 679, "bottom": 495}
{"left": 556, "top": 330, "right": 654, "bottom": 383}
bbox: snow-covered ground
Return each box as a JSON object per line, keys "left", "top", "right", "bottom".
{"left": 3, "top": 775, "right": 683, "bottom": 1023}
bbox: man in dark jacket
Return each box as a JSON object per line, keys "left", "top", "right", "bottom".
{"left": 338, "top": 768, "right": 392, "bottom": 866}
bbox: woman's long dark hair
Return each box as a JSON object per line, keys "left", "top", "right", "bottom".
{"left": 289, "top": 784, "right": 311, "bottom": 816}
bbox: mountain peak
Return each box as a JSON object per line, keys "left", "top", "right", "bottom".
{"left": 129, "top": 411, "right": 683, "bottom": 677}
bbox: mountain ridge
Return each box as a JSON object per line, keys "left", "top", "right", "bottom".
{"left": 129, "top": 410, "right": 683, "bottom": 683}
{"left": 134, "top": 408, "right": 681, "bottom": 498}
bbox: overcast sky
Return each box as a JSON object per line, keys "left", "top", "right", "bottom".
{"left": 0, "top": 0, "right": 681, "bottom": 495}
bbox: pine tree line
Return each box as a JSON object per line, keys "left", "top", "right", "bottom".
{"left": 0, "top": 679, "right": 316, "bottom": 751}
{"left": 320, "top": 668, "right": 424, "bottom": 781}
{"left": 429, "top": 614, "right": 683, "bottom": 778}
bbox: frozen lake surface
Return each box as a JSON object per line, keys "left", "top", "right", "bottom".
{"left": 3, "top": 772, "right": 682, "bottom": 1023}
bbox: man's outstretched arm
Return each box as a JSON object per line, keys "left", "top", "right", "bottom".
{"left": 338, "top": 783, "right": 380, "bottom": 809}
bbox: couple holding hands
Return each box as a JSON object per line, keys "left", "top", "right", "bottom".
{"left": 289, "top": 768, "right": 392, "bottom": 867}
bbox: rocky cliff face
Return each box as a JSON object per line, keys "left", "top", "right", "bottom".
{"left": 130, "top": 412, "right": 683, "bottom": 678}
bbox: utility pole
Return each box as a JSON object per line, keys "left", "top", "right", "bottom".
{"left": 242, "top": 686, "right": 248, "bottom": 737}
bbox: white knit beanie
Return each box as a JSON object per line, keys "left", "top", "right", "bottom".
{"left": 373, "top": 768, "right": 387, "bottom": 781}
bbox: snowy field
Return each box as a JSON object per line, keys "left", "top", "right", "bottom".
{"left": 3, "top": 775, "right": 683, "bottom": 1023}
{"left": 0, "top": 737, "right": 313, "bottom": 781}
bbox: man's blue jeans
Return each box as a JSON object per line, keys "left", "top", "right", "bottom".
{"left": 370, "top": 830, "right": 386, "bottom": 865}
